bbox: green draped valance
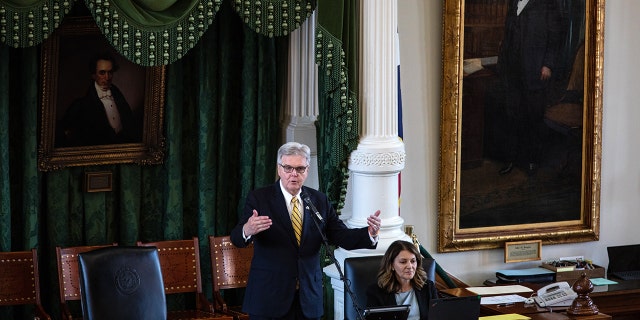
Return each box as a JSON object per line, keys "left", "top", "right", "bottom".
{"left": 0, "top": 0, "right": 316, "bottom": 66}
{"left": 0, "top": 1, "right": 75, "bottom": 48}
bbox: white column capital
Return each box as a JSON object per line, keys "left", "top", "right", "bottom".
{"left": 349, "top": 146, "right": 405, "bottom": 173}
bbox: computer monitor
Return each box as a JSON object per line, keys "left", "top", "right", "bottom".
{"left": 607, "top": 244, "right": 640, "bottom": 280}
{"left": 362, "top": 304, "right": 410, "bottom": 320}
{"left": 427, "top": 295, "right": 481, "bottom": 320}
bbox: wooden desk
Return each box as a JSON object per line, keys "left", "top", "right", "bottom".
{"left": 441, "top": 287, "right": 562, "bottom": 316}
{"left": 588, "top": 279, "right": 640, "bottom": 320}
{"left": 529, "top": 313, "right": 611, "bottom": 320}
{"left": 444, "top": 278, "right": 640, "bottom": 320}
{"left": 481, "top": 301, "right": 611, "bottom": 319}
{"left": 517, "top": 279, "right": 640, "bottom": 319}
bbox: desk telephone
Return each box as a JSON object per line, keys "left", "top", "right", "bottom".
{"left": 526, "top": 282, "right": 578, "bottom": 307}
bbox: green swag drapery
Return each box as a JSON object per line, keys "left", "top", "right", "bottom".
{"left": 0, "top": 0, "right": 315, "bottom": 65}
{"left": 0, "top": 2, "right": 285, "bottom": 318}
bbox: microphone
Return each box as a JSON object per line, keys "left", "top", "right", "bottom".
{"left": 301, "top": 192, "right": 323, "bottom": 222}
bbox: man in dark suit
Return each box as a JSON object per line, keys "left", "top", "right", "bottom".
{"left": 497, "top": 0, "right": 564, "bottom": 175}
{"left": 58, "top": 53, "right": 139, "bottom": 147}
{"left": 230, "top": 142, "right": 382, "bottom": 320}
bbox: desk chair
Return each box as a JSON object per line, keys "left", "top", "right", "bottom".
{"left": 56, "top": 243, "right": 117, "bottom": 320}
{"left": 0, "top": 248, "right": 52, "bottom": 320}
{"left": 208, "top": 235, "right": 253, "bottom": 320}
{"left": 544, "top": 42, "right": 585, "bottom": 177}
{"left": 137, "top": 237, "right": 233, "bottom": 320}
{"left": 545, "top": 42, "right": 585, "bottom": 137}
{"left": 343, "top": 255, "right": 436, "bottom": 320}
{"left": 78, "top": 246, "right": 166, "bottom": 320}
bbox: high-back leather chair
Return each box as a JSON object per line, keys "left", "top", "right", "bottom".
{"left": 137, "top": 237, "right": 233, "bottom": 320}
{"left": 208, "top": 235, "right": 253, "bottom": 320}
{"left": 77, "top": 246, "right": 166, "bottom": 320}
{"left": 0, "top": 248, "right": 52, "bottom": 320}
{"left": 343, "top": 255, "right": 436, "bottom": 320}
{"left": 56, "top": 243, "right": 117, "bottom": 320}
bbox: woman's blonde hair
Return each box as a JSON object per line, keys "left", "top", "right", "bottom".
{"left": 376, "top": 240, "right": 427, "bottom": 293}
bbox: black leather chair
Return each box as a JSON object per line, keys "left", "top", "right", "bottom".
{"left": 78, "top": 246, "right": 167, "bottom": 320}
{"left": 343, "top": 255, "right": 436, "bottom": 320}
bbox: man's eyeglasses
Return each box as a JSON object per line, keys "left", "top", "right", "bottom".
{"left": 279, "top": 164, "right": 308, "bottom": 174}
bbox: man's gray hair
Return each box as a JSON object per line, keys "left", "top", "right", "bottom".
{"left": 277, "top": 142, "right": 311, "bottom": 165}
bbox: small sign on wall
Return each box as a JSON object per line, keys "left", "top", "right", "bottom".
{"left": 83, "top": 171, "right": 113, "bottom": 193}
{"left": 504, "top": 240, "right": 542, "bottom": 263}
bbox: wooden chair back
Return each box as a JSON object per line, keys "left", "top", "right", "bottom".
{"left": 208, "top": 235, "right": 253, "bottom": 320}
{"left": 137, "top": 237, "right": 233, "bottom": 320}
{"left": 0, "top": 248, "right": 52, "bottom": 319}
{"left": 55, "top": 244, "right": 117, "bottom": 320}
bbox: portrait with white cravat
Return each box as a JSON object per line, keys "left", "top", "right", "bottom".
{"left": 57, "top": 52, "right": 140, "bottom": 147}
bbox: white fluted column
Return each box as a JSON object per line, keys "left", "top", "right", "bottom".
{"left": 283, "top": 12, "right": 319, "bottom": 189}
{"left": 345, "top": 0, "right": 406, "bottom": 244}
{"left": 323, "top": 1, "right": 410, "bottom": 319}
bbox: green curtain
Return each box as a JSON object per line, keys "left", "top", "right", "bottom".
{"left": 0, "top": 45, "right": 10, "bottom": 251}
{"left": 0, "top": 1, "right": 285, "bottom": 318}
{"left": 0, "top": 45, "right": 40, "bottom": 253}
{"left": 315, "top": 0, "right": 360, "bottom": 215}
{"left": 0, "top": 44, "right": 43, "bottom": 320}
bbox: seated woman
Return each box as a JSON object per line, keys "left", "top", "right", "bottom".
{"left": 366, "top": 240, "right": 438, "bottom": 320}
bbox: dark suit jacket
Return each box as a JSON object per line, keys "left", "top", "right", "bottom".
{"left": 58, "top": 84, "right": 138, "bottom": 147}
{"left": 365, "top": 281, "right": 438, "bottom": 320}
{"left": 498, "top": 0, "right": 564, "bottom": 90}
{"left": 230, "top": 182, "right": 377, "bottom": 318}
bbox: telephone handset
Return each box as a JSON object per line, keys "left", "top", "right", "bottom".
{"left": 529, "top": 282, "right": 577, "bottom": 307}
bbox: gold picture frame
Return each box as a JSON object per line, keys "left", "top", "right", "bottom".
{"left": 438, "top": 0, "right": 604, "bottom": 252}
{"left": 38, "top": 17, "right": 165, "bottom": 171}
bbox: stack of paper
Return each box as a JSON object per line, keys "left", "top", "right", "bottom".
{"left": 466, "top": 285, "right": 533, "bottom": 296}
{"left": 479, "top": 314, "right": 530, "bottom": 320}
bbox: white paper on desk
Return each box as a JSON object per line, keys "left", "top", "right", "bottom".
{"left": 481, "top": 294, "right": 528, "bottom": 305}
{"left": 466, "top": 285, "right": 533, "bottom": 295}
{"left": 590, "top": 277, "right": 618, "bottom": 285}
{"left": 479, "top": 314, "right": 531, "bottom": 320}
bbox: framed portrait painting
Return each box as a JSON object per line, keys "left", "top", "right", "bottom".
{"left": 438, "top": 0, "right": 604, "bottom": 252}
{"left": 38, "top": 16, "right": 165, "bottom": 171}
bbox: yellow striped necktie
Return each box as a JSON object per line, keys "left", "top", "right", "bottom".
{"left": 291, "top": 197, "right": 302, "bottom": 245}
